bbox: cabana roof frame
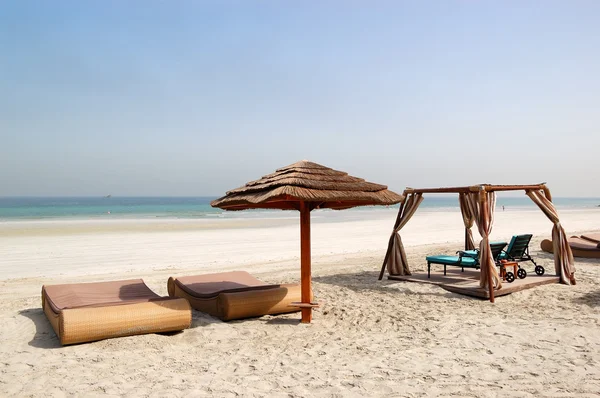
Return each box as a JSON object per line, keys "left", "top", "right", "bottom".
{"left": 403, "top": 183, "right": 548, "bottom": 195}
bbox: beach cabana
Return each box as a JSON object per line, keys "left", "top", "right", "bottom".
{"left": 211, "top": 160, "right": 403, "bottom": 323}
{"left": 378, "top": 184, "right": 576, "bottom": 302}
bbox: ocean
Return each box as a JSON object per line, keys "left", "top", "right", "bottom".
{"left": 0, "top": 196, "right": 598, "bottom": 221}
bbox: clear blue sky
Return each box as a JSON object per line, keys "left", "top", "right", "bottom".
{"left": 1, "top": 1, "right": 599, "bottom": 197}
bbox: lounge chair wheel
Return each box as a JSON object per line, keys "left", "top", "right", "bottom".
{"left": 535, "top": 266, "right": 545, "bottom": 276}
{"left": 517, "top": 268, "right": 527, "bottom": 279}
{"left": 505, "top": 272, "right": 515, "bottom": 283}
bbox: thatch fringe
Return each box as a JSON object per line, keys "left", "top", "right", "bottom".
{"left": 213, "top": 186, "right": 402, "bottom": 209}
{"left": 212, "top": 161, "right": 403, "bottom": 210}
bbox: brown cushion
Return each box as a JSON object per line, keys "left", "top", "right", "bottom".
{"left": 43, "top": 279, "right": 162, "bottom": 313}
{"left": 174, "top": 271, "right": 279, "bottom": 299}
{"left": 568, "top": 237, "right": 600, "bottom": 251}
{"left": 581, "top": 234, "right": 600, "bottom": 246}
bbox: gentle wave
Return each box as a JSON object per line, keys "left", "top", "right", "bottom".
{"left": 0, "top": 196, "right": 598, "bottom": 221}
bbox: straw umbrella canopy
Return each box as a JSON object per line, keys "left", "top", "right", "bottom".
{"left": 211, "top": 160, "right": 403, "bottom": 323}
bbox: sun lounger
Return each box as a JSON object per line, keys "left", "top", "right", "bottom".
{"left": 167, "top": 271, "right": 307, "bottom": 321}
{"left": 426, "top": 242, "right": 507, "bottom": 278}
{"left": 42, "top": 279, "right": 192, "bottom": 346}
{"left": 497, "top": 234, "right": 537, "bottom": 266}
{"left": 425, "top": 253, "right": 479, "bottom": 278}
{"left": 541, "top": 236, "right": 600, "bottom": 258}
{"left": 458, "top": 242, "right": 508, "bottom": 263}
{"left": 494, "top": 234, "right": 547, "bottom": 275}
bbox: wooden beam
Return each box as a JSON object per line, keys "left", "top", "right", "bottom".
{"left": 404, "top": 187, "right": 473, "bottom": 194}
{"left": 299, "top": 201, "right": 312, "bottom": 323}
{"left": 404, "top": 184, "right": 547, "bottom": 195}
{"left": 484, "top": 184, "right": 546, "bottom": 192}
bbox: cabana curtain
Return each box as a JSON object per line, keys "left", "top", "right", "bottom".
{"left": 382, "top": 193, "right": 424, "bottom": 276}
{"left": 466, "top": 191, "right": 502, "bottom": 289}
{"left": 526, "top": 189, "right": 576, "bottom": 285}
{"left": 458, "top": 193, "right": 476, "bottom": 251}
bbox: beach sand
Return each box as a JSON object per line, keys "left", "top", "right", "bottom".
{"left": 1, "top": 208, "right": 600, "bottom": 397}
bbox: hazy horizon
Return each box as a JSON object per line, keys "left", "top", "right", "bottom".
{"left": 2, "top": 2, "right": 599, "bottom": 197}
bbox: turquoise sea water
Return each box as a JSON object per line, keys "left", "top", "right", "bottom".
{"left": 0, "top": 196, "right": 598, "bottom": 221}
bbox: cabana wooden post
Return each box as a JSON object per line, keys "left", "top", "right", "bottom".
{"left": 379, "top": 183, "right": 576, "bottom": 302}
{"left": 211, "top": 161, "right": 403, "bottom": 323}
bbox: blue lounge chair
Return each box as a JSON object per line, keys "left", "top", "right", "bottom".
{"left": 498, "top": 234, "right": 544, "bottom": 275}
{"left": 498, "top": 234, "right": 535, "bottom": 263}
{"left": 460, "top": 242, "right": 508, "bottom": 263}
{"left": 425, "top": 253, "right": 478, "bottom": 278}
{"left": 426, "top": 242, "right": 508, "bottom": 278}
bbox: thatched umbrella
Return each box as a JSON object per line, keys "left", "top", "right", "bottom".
{"left": 211, "top": 160, "right": 403, "bottom": 323}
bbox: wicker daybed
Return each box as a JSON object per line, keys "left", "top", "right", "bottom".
{"left": 167, "top": 271, "right": 306, "bottom": 321}
{"left": 541, "top": 234, "right": 600, "bottom": 259}
{"left": 42, "top": 279, "right": 192, "bottom": 345}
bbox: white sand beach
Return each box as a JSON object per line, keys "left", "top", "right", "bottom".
{"left": 1, "top": 208, "right": 600, "bottom": 397}
{"left": 5, "top": 0, "right": 600, "bottom": 395}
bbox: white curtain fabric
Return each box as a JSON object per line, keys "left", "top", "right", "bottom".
{"left": 383, "top": 193, "right": 424, "bottom": 276}
{"left": 459, "top": 193, "right": 476, "bottom": 251}
{"left": 526, "top": 189, "right": 576, "bottom": 285}
{"left": 466, "top": 190, "right": 502, "bottom": 290}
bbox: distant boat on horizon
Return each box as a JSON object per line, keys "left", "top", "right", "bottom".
{"left": 105, "top": 194, "right": 111, "bottom": 198}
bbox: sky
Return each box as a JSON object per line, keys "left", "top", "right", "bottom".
{"left": 1, "top": 1, "right": 599, "bottom": 197}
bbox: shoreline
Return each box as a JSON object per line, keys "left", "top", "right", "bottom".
{"left": 0, "top": 205, "right": 597, "bottom": 223}
{"left": 0, "top": 203, "right": 598, "bottom": 223}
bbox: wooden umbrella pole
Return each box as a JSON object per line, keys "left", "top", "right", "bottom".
{"left": 480, "top": 190, "right": 495, "bottom": 303}
{"left": 299, "top": 201, "right": 312, "bottom": 323}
